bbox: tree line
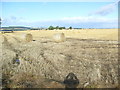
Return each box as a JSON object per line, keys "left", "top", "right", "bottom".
{"left": 48, "top": 26, "right": 72, "bottom": 30}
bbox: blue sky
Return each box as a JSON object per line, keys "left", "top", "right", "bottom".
{"left": 1, "top": 1, "right": 118, "bottom": 28}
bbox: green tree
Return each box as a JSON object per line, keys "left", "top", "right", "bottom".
{"left": 69, "top": 26, "right": 72, "bottom": 29}
{"left": 62, "top": 27, "right": 66, "bottom": 29}
{"left": 59, "top": 27, "right": 63, "bottom": 30}
{"left": 56, "top": 26, "right": 59, "bottom": 29}
{"left": 48, "top": 26, "right": 54, "bottom": 30}
{"left": 58, "top": 27, "right": 66, "bottom": 30}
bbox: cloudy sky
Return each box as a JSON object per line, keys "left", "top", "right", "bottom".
{"left": 1, "top": 0, "right": 119, "bottom": 28}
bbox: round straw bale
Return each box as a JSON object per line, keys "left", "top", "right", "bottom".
{"left": 53, "top": 33, "right": 66, "bottom": 42}
{"left": 13, "top": 33, "right": 33, "bottom": 42}
{"left": 25, "top": 33, "right": 33, "bottom": 42}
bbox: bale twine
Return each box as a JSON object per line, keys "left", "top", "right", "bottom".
{"left": 53, "top": 33, "right": 66, "bottom": 42}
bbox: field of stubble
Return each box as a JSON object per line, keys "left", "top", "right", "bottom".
{"left": 1, "top": 29, "right": 119, "bottom": 88}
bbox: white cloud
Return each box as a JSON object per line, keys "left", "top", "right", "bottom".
{"left": 2, "top": 16, "right": 117, "bottom": 28}
{"left": 61, "top": 16, "right": 117, "bottom": 23}
{"left": 89, "top": 1, "right": 118, "bottom": 16}
{"left": 1, "top": 16, "right": 31, "bottom": 27}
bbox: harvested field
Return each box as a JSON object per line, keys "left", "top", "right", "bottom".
{"left": 1, "top": 29, "right": 119, "bottom": 88}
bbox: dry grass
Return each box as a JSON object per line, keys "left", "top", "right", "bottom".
{"left": 8, "top": 72, "right": 45, "bottom": 88}
{"left": 13, "top": 29, "right": 118, "bottom": 41}
{"left": 1, "top": 29, "right": 118, "bottom": 88}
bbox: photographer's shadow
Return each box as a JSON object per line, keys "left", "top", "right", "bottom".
{"left": 63, "top": 73, "right": 79, "bottom": 89}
